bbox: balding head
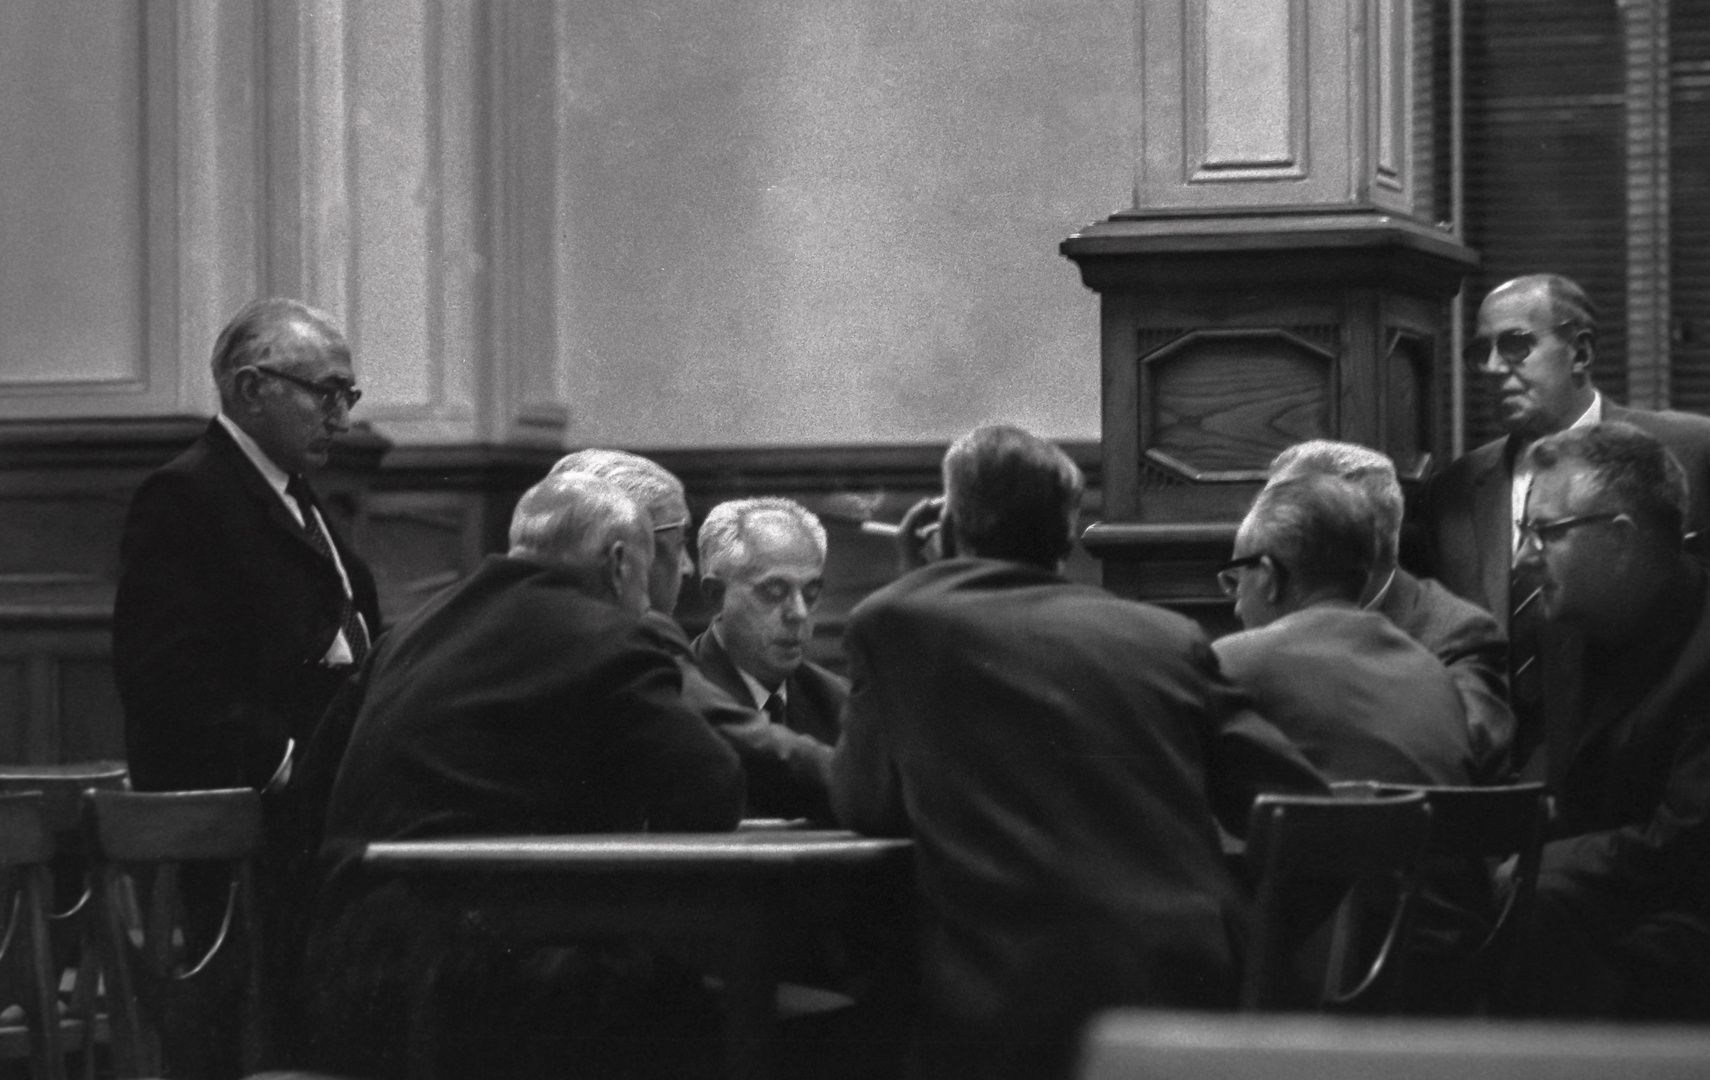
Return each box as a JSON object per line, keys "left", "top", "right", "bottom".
{"left": 552, "top": 449, "right": 693, "bottom": 613}
{"left": 508, "top": 471, "right": 654, "bottom": 613}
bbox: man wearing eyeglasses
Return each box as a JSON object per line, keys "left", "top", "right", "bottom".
{"left": 1511, "top": 422, "right": 1710, "bottom": 1018}
{"left": 1426, "top": 274, "right": 1710, "bottom": 773}
{"left": 114, "top": 296, "right": 379, "bottom": 798}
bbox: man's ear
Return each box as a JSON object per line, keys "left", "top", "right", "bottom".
{"left": 1569, "top": 328, "right": 1596, "bottom": 377}
{"left": 605, "top": 539, "right": 631, "bottom": 599}
{"left": 1261, "top": 556, "right": 1284, "bottom": 605}
{"left": 700, "top": 575, "right": 727, "bottom": 609}
{"left": 230, "top": 367, "right": 269, "bottom": 415}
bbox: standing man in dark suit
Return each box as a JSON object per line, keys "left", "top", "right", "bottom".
{"left": 693, "top": 497, "right": 848, "bottom": 821}
{"left": 1271, "top": 440, "right": 1513, "bottom": 778}
{"left": 1427, "top": 274, "right": 1710, "bottom": 770}
{"left": 829, "top": 424, "right": 1326, "bottom": 1080}
{"left": 1511, "top": 422, "right": 1710, "bottom": 1018}
{"left": 114, "top": 296, "right": 378, "bottom": 795}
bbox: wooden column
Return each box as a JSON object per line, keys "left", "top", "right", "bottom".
{"left": 1062, "top": 0, "right": 1476, "bottom": 630}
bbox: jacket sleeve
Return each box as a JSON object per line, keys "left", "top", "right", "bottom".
{"left": 1196, "top": 639, "right": 1330, "bottom": 836}
{"left": 827, "top": 619, "right": 909, "bottom": 837}
{"left": 1538, "top": 708, "right": 1710, "bottom": 913}
{"left": 112, "top": 471, "right": 276, "bottom": 790}
{"left": 1432, "top": 603, "right": 1517, "bottom": 782}
{"left": 602, "top": 639, "right": 746, "bottom": 832}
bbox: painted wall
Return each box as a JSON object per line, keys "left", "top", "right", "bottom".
{"left": 551, "top": 0, "right": 1135, "bottom": 446}
{"left": 0, "top": 0, "right": 1134, "bottom": 448}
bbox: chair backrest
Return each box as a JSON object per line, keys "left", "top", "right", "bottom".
{"left": 1346, "top": 781, "right": 1554, "bottom": 1014}
{"left": 1080, "top": 1010, "right": 1710, "bottom": 1080}
{"left": 0, "top": 791, "right": 67, "bottom": 1080}
{"left": 1240, "top": 791, "right": 1432, "bottom": 1012}
{"left": 84, "top": 789, "right": 269, "bottom": 1079}
{"left": 0, "top": 763, "right": 129, "bottom": 838}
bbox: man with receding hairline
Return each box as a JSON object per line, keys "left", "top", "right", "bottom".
{"left": 1427, "top": 273, "right": 1710, "bottom": 772}
{"left": 303, "top": 469, "right": 742, "bottom": 1077}
{"left": 1271, "top": 440, "right": 1513, "bottom": 777}
{"left": 1511, "top": 422, "right": 1710, "bottom": 1018}
{"left": 693, "top": 497, "right": 848, "bottom": 821}
{"left": 115, "top": 296, "right": 380, "bottom": 795}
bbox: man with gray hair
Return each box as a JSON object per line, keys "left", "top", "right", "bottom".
{"left": 693, "top": 497, "right": 848, "bottom": 821}
{"left": 1215, "top": 473, "right": 1475, "bottom": 788}
{"left": 1511, "top": 421, "right": 1710, "bottom": 1018}
{"left": 1270, "top": 440, "right": 1513, "bottom": 778}
{"left": 551, "top": 449, "right": 760, "bottom": 733}
{"left": 115, "top": 296, "right": 379, "bottom": 795}
{"left": 304, "top": 469, "right": 742, "bottom": 1076}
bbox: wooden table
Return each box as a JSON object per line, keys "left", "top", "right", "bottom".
{"left": 361, "top": 830, "right": 915, "bottom": 1080}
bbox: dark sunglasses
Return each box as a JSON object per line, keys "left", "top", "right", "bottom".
{"left": 251, "top": 366, "right": 362, "bottom": 413}
{"left": 1462, "top": 320, "right": 1580, "bottom": 374}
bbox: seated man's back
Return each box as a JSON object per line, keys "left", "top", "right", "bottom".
{"left": 1215, "top": 474, "right": 1475, "bottom": 787}
{"left": 1215, "top": 605, "right": 1473, "bottom": 786}
{"left": 830, "top": 426, "right": 1325, "bottom": 1080}
{"left": 303, "top": 473, "right": 742, "bottom": 1079}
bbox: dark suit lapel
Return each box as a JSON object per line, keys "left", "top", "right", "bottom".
{"left": 692, "top": 626, "right": 752, "bottom": 705}
{"left": 1471, "top": 446, "right": 1514, "bottom": 629}
{"left": 204, "top": 420, "right": 338, "bottom": 567}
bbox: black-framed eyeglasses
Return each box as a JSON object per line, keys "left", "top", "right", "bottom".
{"left": 1462, "top": 320, "right": 1581, "bottom": 374}
{"left": 1216, "top": 554, "right": 1267, "bottom": 597}
{"left": 1517, "top": 511, "right": 1630, "bottom": 549}
{"left": 251, "top": 366, "right": 362, "bottom": 413}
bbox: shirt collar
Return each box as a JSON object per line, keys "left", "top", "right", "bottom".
{"left": 216, "top": 412, "right": 294, "bottom": 506}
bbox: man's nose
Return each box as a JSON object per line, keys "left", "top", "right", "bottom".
{"left": 326, "top": 399, "right": 353, "bottom": 431}
{"left": 780, "top": 591, "right": 809, "bottom": 623}
{"left": 677, "top": 548, "right": 694, "bottom": 578}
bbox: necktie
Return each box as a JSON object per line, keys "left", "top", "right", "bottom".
{"left": 763, "top": 692, "right": 787, "bottom": 728}
{"left": 287, "top": 474, "right": 370, "bottom": 666}
{"left": 1508, "top": 558, "right": 1545, "bottom": 759}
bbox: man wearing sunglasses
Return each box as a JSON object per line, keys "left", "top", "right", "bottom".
{"left": 1511, "top": 422, "right": 1710, "bottom": 1019}
{"left": 1426, "top": 274, "right": 1710, "bottom": 773}
{"left": 114, "top": 297, "right": 379, "bottom": 798}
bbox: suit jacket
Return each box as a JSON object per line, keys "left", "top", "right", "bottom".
{"left": 1375, "top": 568, "right": 1514, "bottom": 780}
{"left": 304, "top": 556, "right": 743, "bottom": 1074}
{"left": 829, "top": 558, "right": 1326, "bottom": 1078}
{"left": 1534, "top": 558, "right": 1710, "bottom": 945}
{"left": 1215, "top": 604, "right": 1476, "bottom": 788}
{"left": 1425, "top": 402, "right": 1710, "bottom": 628}
{"left": 692, "top": 625, "right": 848, "bottom": 821}
{"left": 113, "top": 419, "right": 381, "bottom": 793}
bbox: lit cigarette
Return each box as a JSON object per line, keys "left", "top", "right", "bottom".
{"left": 861, "top": 520, "right": 941, "bottom": 539}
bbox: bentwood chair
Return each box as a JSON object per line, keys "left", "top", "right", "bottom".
{"left": 1240, "top": 791, "right": 1433, "bottom": 1012}
{"left": 0, "top": 760, "right": 130, "bottom": 1072}
{"left": 85, "top": 789, "right": 271, "bottom": 1079}
{"left": 1340, "top": 781, "right": 1554, "bottom": 1014}
{"left": 0, "top": 792, "right": 69, "bottom": 1080}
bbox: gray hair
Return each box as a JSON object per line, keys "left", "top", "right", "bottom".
{"left": 210, "top": 297, "right": 347, "bottom": 400}
{"left": 1525, "top": 421, "right": 1688, "bottom": 540}
{"left": 508, "top": 471, "right": 650, "bottom": 568}
{"left": 698, "top": 498, "right": 826, "bottom": 580}
{"left": 943, "top": 424, "right": 1083, "bottom": 567}
{"left": 550, "top": 449, "right": 687, "bottom": 527}
{"left": 1242, "top": 474, "right": 1378, "bottom": 603}
{"left": 1268, "top": 440, "right": 1403, "bottom": 567}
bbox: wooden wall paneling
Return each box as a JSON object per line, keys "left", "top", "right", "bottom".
{"left": 1671, "top": 1, "right": 1710, "bottom": 412}
{"left": 1624, "top": 0, "right": 1671, "bottom": 409}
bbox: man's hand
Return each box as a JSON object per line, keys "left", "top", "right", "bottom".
{"left": 894, "top": 496, "right": 946, "bottom": 574}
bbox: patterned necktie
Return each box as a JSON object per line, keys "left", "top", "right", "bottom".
{"left": 1508, "top": 558, "right": 1545, "bottom": 753}
{"left": 286, "top": 474, "right": 370, "bottom": 666}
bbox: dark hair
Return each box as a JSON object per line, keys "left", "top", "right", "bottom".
{"left": 1525, "top": 421, "right": 1687, "bottom": 539}
{"left": 1242, "top": 474, "right": 1377, "bottom": 602}
{"left": 942, "top": 424, "right": 1083, "bottom": 567}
